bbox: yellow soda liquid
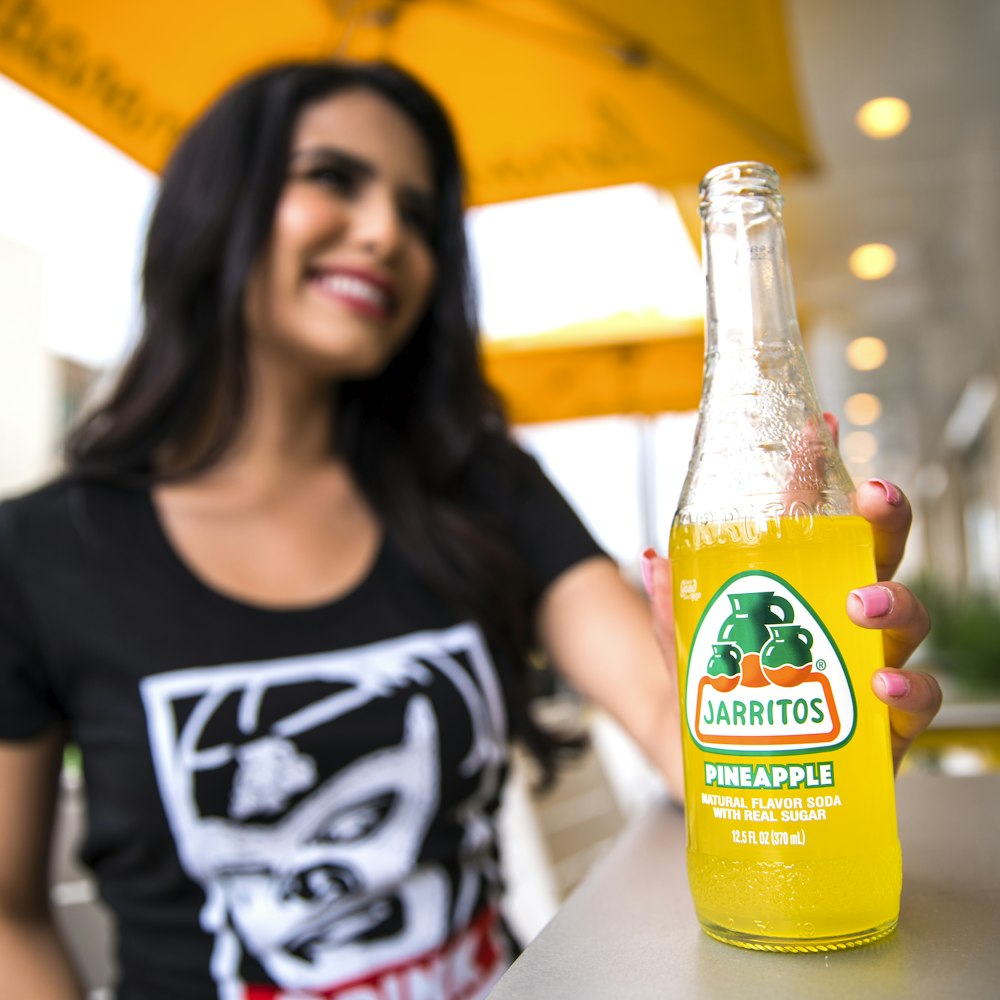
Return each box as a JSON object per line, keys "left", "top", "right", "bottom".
{"left": 669, "top": 514, "right": 900, "bottom": 951}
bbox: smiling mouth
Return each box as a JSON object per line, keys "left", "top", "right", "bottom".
{"left": 311, "top": 271, "right": 395, "bottom": 318}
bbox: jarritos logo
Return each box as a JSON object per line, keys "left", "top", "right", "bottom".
{"left": 686, "top": 571, "right": 857, "bottom": 754}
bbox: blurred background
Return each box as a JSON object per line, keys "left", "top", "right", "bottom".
{"left": 1, "top": 0, "right": 999, "bottom": 992}
{"left": 2, "top": 0, "right": 997, "bottom": 707}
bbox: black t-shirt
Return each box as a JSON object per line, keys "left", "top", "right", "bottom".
{"left": 0, "top": 455, "right": 606, "bottom": 1000}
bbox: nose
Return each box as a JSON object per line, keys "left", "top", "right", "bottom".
{"left": 351, "top": 185, "right": 404, "bottom": 260}
{"left": 281, "top": 863, "right": 357, "bottom": 903}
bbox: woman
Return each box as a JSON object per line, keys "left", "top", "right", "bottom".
{"left": 0, "top": 60, "right": 939, "bottom": 999}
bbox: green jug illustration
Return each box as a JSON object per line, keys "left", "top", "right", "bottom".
{"left": 719, "top": 591, "right": 794, "bottom": 655}
{"left": 760, "top": 624, "right": 814, "bottom": 668}
{"left": 707, "top": 643, "right": 741, "bottom": 678}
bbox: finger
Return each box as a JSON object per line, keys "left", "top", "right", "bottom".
{"left": 871, "top": 668, "right": 943, "bottom": 771}
{"left": 642, "top": 548, "right": 675, "bottom": 655}
{"left": 849, "top": 581, "right": 937, "bottom": 774}
{"left": 784, "top": 414, "right": 837, "bottom": 509}
{"left": 854, "top": 478, "right": 912, "bottom": 580}
{"left": 823, "top": 411, "right": 840, "bottom": 446}
{"left": 847, "top": 581, "right": 930, "bottom": 670}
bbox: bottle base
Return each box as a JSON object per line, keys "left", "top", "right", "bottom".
{"left": 699, "top": 917, "right": 897, "bottom": 953}
{"left": 686, "top": 845, "right": 902, "bottom": 953}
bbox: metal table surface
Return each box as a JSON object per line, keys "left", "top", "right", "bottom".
{"left": 489, "top": 772, "right": 1000, "bottom": 999}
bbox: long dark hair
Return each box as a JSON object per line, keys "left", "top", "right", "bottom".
{"left": 66, "top": 59, "right": 580, "bottom": 783}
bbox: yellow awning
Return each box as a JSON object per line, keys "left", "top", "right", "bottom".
{"left": 0, "top": 0, "right": 815, "bottom": 205}
{"left": 483, "top": 314, "right": 704, "bottom": 423}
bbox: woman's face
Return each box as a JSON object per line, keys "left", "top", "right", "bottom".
{"left": 245, "top": 88, "right": 438, "bottom": 380}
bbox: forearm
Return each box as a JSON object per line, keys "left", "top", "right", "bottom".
{"left": 0, "top": 912, "right": 85, "bottom": 1000}
{"left": 538, "top": 558, "right": 687, "bottom": 800}
{"left": 0, "top": 731, "right": 82, "bottom": 998}
{"left": 634, "top": 687, "right": 685, "bottom": 803}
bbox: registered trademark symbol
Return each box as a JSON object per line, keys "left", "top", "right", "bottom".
{"left": 816, "top": 659, "right": 826, "bottom": 670}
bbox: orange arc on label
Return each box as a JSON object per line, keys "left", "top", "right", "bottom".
{"left": 694, "top": 661, "right": 842, "bottom": 746}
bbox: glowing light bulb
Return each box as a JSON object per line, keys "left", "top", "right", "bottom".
{"left": 849, "top": 243, "right": 896, "bottom": 280}
{"left": 844, "top": 392, "right": 882, "bottom": 426}
{"left": 846, "top": 337, "right": 888, "bottom": 371}
{"left": 843, "top": 430, "right": 879, "bottom": 464}
{"left": 855, "top": 97, "right": 911, "bottom": 139}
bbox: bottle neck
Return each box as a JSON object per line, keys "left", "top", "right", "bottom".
{"left": 672, "top": 162, "right": 855, "bottom": 524}
{"left": 701, "top": 170, "right": 801, "bottom": 356}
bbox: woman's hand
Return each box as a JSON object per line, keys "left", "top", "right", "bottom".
{"left": 849, "top": 477, "right": 941, "bottom": 771}
{"left": 642, "top": 474, "right": 941, "bottom": 781}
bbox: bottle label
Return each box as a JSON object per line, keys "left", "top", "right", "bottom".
{"left": 685, "top": 571, "right": 857, "bottom": 754}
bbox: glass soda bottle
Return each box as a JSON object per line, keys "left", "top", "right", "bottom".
{"left": 668, "top": 161, "right": 901, "bottom": 951}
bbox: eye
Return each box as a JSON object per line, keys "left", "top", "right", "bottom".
{"left": 398, "top": 193, "right": 436, "bottom": 243}
{"left": 311, "top": 792, "right": 396, "bottom": 844}
{"left": 303, "top": 163, "right": 359, "bottom": 196}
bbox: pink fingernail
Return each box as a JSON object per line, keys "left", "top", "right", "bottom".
{"left": 868, "top": 478, "right": 902, "bottom": 506}
{"left": 641, "top": 548, "right": 657, "bottom": 598}
{"left": 823, "top": 412, "right": 839, "bottom": 444}
{"left": 850, "top": 585, "right": 893, "bottom": 617}
{"left": 879, "top": 671, "right": 909, "bottom": 699}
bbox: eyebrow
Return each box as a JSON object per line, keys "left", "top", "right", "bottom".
{"left": 289, "top": 145, "right": 372, "bottom": 176}
{"left": 288, "top": 145, "right": 436, "bottom": 202}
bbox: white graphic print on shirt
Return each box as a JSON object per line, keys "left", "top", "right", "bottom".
{"left": 140, "top": 623, "right": 510, "bottom": 998}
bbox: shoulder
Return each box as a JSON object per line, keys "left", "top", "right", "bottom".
{"left": 0, "top": 476, "right": 141, "bottom": 563}
{"left": 0, "top": 478, "right": 74, "bottom": 536}
{"left": 0, "top": 480, "right": 74, "bottom": 580}
{"left": 460, "top": 434, "right": 608, "bottom": 582}
{"left": 458, "top": 434, "right": 553, "bottom": 509}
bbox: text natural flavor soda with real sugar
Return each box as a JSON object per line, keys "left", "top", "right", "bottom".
{"left": 669, "top": 162, "right": 900, "bottom": 951}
